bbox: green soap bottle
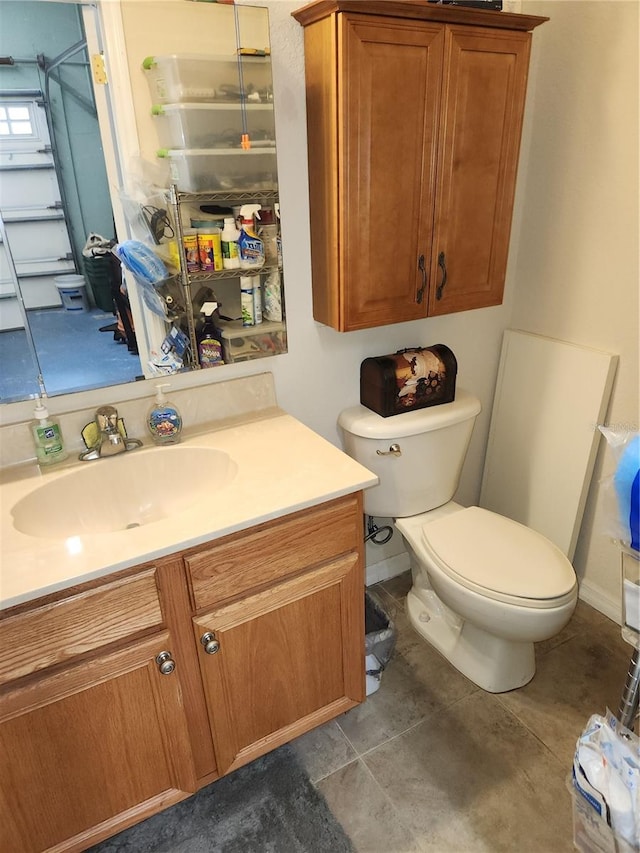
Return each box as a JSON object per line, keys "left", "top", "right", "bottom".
{"left": 31, "top": 397, "right": 68, "bottom": 465}
{"left": 147, "top": 384, "right": 182, "bottom": 445}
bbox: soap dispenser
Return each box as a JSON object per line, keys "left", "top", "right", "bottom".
{"left": 147, "top": 384, "right": 182, "bottom": 445}
{"left": 30, "top": 395, "right": 68, "bottom": 465}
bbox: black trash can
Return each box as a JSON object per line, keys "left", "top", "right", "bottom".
{"left": 365, "top": 592, "right": 396, "bottom": 696}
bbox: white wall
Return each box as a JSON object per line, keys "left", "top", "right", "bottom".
{"left": 511, "top": 0, "right": 639, "bottom": 618}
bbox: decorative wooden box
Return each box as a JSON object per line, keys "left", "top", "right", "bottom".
{"left": 360, "top": 345, "right": 457, "bottom": 417}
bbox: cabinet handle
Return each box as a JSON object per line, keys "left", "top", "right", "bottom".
{"left": 436, "top": 252, "right": 447, "bottom": 300}
{"left": 156, "top": 651, "right": 176, "bottom": 675}
{"left": 417, "top": 254, "right": 426, "bottom": 304}
{"left": 200, "top": 632, "right": 220, "bottom": 655}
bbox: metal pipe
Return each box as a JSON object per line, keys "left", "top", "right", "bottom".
{"left": 618, "top": 646, "right": 640, "bottom": 731}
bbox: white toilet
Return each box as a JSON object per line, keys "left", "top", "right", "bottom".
{"left": 338, "top": 390, "right": 578, "bottom": 693}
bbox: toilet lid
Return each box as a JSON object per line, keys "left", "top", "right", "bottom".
{"left": 421, "top": 507, "right": 576, "bottom": 603}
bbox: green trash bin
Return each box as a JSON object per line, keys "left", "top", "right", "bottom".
{"left": 82, "top": 254, "right": 115, "bottom": 313}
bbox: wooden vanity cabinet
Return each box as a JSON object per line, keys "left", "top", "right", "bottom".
{"left": 0, "top": 492, "right": 365, "bottom": 851}
{"left": 292, "top": 1, "right": 548, "bottom": 330}
{"left": 0, "top": 566, "right": 197, "bottom": 853}
{"left": 186, "top": 494, "right": 365, "bottom": 776}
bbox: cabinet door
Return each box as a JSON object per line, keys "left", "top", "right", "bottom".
{"left": 0, "top": 632, "right": 196, "bottom": 853}
{"left": 306, "top": 14, "right": 444, "bottom": 331}
{"left": 194, "top": 553, "right": 364, "bottom": 776}
{"left": 429, "top": 26, "right": 531, "bottom": 315}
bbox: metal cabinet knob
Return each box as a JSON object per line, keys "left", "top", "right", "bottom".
{"left": 156, "top": 651, "right": 176, "bottom": 675}
{"left": 200, "top": 632, "right": 220, "bottom": 655}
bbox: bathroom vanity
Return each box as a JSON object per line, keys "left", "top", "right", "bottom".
{"left": 0, "top": 408, "right": 375, "bottom": 852}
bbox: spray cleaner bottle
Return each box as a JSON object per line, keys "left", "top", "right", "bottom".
{"left": 197, "top": 301, "right": 224, "bottom": 366}
{"left": 238, "top": 205, "right": 265, "bottom": 270}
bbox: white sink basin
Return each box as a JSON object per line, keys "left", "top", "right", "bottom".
{"left": 11, "top": 446, "right": 237, "bottom": 539}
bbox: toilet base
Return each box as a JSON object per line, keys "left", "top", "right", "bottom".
{"left": 406, "top": 587, "right": 536, "bottom": 693}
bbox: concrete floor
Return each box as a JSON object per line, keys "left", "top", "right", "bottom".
{"left": 291, "top": 572, "right": 636, "bottom": 853}
{"left": 0, "top": 307, "right": 142, "bottom": 401}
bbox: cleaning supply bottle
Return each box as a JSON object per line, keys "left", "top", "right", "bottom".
{"left": 147, "top": 383, "right": 182, "bottom": 445}
{"left": 30, "top": 396, "right": 67, "bottom": 465}
{"left": 238, "top": 205, "right": 265, "bottom": 270}
{"left": 258, "top": 207, "right": 279, "bottom": 266}
{"left": 240, "top": 276, "right": 255, "bottom": 326}
{"left": 252, "top": 278, "right": 263, "bottom": 325}
{"left": 197, "top": 301, "right": 224, "bottom": 367}
{"left": 221, "top": 217, "right": 240, "bottom": 269}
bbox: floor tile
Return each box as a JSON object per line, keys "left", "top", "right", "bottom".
{"left": 497, "top": 618, "right": 634, "bottom": 766}
{"left": 362, "top": 690, "right": 574, "bottom": 853}
{"left": 317, "top": 759, "right": 423, "bottom": 853}
{"left": 289, "top": 719, "right": 357, "bottom": 783}
{"left": 338, "top": 597, "right": 477, "bottom": 755}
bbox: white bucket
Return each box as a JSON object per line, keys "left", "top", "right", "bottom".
{"left": 54, "top": 274, "right": 89, "bottom": 312}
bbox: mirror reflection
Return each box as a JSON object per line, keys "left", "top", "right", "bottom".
{"left": 0, "top": 0, "right": 286, "bottom": 404}
{"left": 0, "top": 1, "right": 144, "bottom": 402}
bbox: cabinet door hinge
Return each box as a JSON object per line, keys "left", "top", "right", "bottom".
{"left": 91, "top": 53, "right": 107, "bottom": 85}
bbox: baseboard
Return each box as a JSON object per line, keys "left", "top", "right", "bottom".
{"left": 578, "top": 579, "right": 622, "bottom": 625}
{"left": 365, "top": 552, "right": 410, "bottom": 587}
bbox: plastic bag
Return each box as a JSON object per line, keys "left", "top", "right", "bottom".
{"left": 82, "top": 232, "right": 114, "bottom": 258}
{"left": 114, "top": 240, "right": 169, "bottom": 287}
{"left": 572, "top": 709, "right": 639, "bottom": 848}
{"left": 364, "top": 592, "right": 396, "bottom": 695}
{"left": 598, "top": 427, "right": 640, "bottom": 551}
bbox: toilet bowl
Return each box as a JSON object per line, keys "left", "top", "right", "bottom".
{"left": 396, "top": 503, "right": 577, "bottom": 692}
{"left": 338, "top": 390, "right": 578, "bottom": 693}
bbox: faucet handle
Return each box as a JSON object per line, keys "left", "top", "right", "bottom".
{"left": 95, "top": 405, "right": 119, "bottom": 433}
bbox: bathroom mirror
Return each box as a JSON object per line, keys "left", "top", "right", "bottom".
{"left": 0, "top": 0, "right": 286, "bottom": 404}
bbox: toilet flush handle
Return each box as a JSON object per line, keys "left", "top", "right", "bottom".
{"left": 376, "top": 443, "right": 402, "bottom": 457}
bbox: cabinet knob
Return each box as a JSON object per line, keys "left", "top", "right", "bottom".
{"left": 155, "top": 651, "right": 176, "bottom": 675}
{"left": 200, "top": 632, "right": 220, "bottom": 655}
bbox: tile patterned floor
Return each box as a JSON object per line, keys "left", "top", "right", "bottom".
{"left": 290, "top": 572, "right": 636, "bottom": 853}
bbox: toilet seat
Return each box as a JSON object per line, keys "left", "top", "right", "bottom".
{"left": 420, "top": 506, "right": 577, "bottom": 609}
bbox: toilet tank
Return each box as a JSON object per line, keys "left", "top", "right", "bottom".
{"left": 338, "top": 390, "right": 481, "bottom": 518}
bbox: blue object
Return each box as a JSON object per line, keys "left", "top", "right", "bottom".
{"left": 115, "top": 240, "right": 168, "bottom": 286}
{"left": 614, "top": 434, "right": 640, "bottom": 551}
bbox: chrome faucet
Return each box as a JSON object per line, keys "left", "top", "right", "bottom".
{"left": 79, "top": 405, "right": 143, "bottom": 461}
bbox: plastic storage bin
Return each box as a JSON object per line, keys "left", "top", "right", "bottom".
{"left": 152, "top": 102, "right": 276, "bottom": 150}
{"left": 158, "top": 147, "right": 278, "bottom": 193}
{"left": 218, "top": 318, "right": 286, "bottom": 363}
{"left": 143, "top": 54, "right": 274, "bottom": 105}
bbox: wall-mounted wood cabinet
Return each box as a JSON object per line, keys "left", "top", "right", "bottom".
{"left": 292, "top": 1, "right": 547, "bottom": 331}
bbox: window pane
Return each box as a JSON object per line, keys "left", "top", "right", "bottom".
{"left": 0, "top": 108, "right": 6, "bottom": 120}
{"left": 8, "top": 106, "right": 30, "bottom": 121}
{"left": 10, "top": 121, "right": 33, "bottom": 135}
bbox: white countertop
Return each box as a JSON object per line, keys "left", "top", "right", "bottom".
{"left": 0, "top": 408, "right": 377, "bottom": 610}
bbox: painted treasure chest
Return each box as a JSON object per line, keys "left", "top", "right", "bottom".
{"left": 360, "top": 345, "right": 457, "bottom": 417}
